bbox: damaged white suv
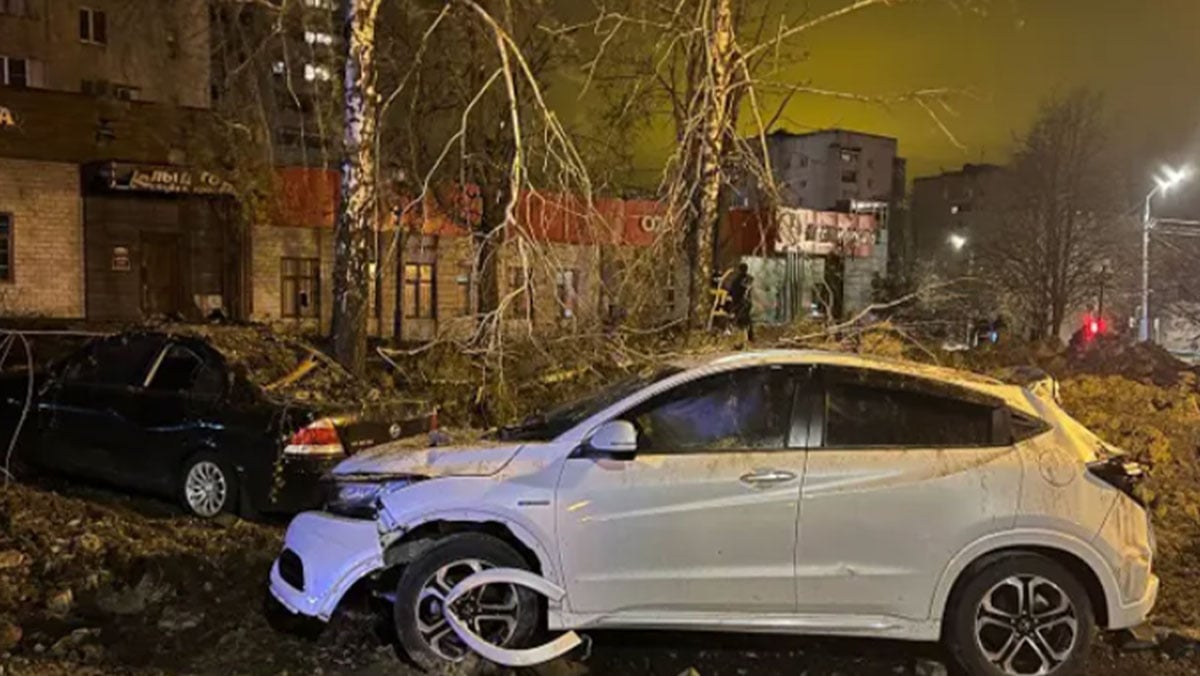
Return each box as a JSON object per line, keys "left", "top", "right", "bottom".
{"left": 269, "top": 351, "right": 1156, "bottom": 676}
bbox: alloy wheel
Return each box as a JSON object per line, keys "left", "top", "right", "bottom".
{"left": 414, "top": 558, "right": 521, "bottom": 662}
{"left": 974, "top": 575, "right": 1079, "bottom": 675}
{"left": 184, "top": 461, "right": 228, "bottom": 517}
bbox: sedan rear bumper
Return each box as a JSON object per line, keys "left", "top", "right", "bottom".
{"left": 262, "top": 455, "right": 341, "bottom": 514}
{"left": 269, "top": 511, "right": 385, "bottom": 621}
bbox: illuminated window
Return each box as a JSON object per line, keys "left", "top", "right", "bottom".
{"left": 303, "top": 64, "right": 332, "bottom": 82}
{"left": 281, "top": 257, "right": 320, "bottom": 319}
{"left": 303, "top": 0, "right": 335, "bottom": 8}
{"left": 304, "top": 30, "right": 334, "bottom": 46}
{"left": 403, "top": 263, "right": 436, "bottom": 319}
{"left": 271, "top": 61, "right": 286, "bottom": 76}
{"left": 79, "top": 8, "right": 107, "bottom": 45}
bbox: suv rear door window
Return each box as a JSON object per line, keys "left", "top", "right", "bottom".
{"left": 823, "top": 369, "right": 996, "bottom": 448}
{"left": 625, "top": 366, "right": 797, "bottom": 452}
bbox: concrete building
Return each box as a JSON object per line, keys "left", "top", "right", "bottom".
{"left": 210, "top": 0, "right": 341, "bottom": 167}
{"left": 0, "top": 0, "right": 210, "bottom": 107}
{"left": 732, "top": 128, "right": 905, "bottom": 317}
{"left": 910, "top": 164, "right": 1006, "bottom": 267}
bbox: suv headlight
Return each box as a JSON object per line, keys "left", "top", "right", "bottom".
{"left": 325, "top": 479, "right": 418, "bottom": 518}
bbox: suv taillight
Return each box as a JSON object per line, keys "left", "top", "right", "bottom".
{"left": 1087, "top": 457, "right": 1148, "bottom": 507}
{"left": 284, "top": 418, "right": 344, "bottom": 456}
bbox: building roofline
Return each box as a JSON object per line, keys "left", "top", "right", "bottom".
{"left": 768, "top": 127, "right": 899, "bottom": 144}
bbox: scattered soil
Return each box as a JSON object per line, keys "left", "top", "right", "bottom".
{"left": 4, "top": 331, "right": 1200, "bottom": 675}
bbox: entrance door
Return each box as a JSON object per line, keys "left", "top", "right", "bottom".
{"left": 141, "top": 233, "right": 182, "bottom": 317}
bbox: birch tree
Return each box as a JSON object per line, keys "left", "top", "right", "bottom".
{"left": 332, "top": 0, "right": 383, "bottom": 374}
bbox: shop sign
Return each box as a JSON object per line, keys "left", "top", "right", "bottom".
{"left": 104, "top": 163, "right": 235, "bottom": 195}
{"left": 776, "top": 207, "right": 877, "bottom": 258}
{"left": 0, "top": 106, "right": 16, "bottom": 129}
{"left": 111, "top": 246, "right": 131, "bottom": 272}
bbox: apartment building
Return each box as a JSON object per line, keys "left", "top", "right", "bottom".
{"left": 910, "top": 163, "right": 1006, "bottom": 271}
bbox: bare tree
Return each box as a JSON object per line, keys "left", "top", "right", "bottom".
{"left": 977, "top": 90, "right": 1125, "bottom": 340}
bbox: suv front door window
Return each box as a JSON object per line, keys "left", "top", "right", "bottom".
{"left": 556, "top": 365, "right": 810, "bottom": 616}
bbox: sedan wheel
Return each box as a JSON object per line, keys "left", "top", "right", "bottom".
{"left": 183, "top": 458, "right": 230, "bottom": 517}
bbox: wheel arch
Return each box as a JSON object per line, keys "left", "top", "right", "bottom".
{"left": 932, "top": 531, "right": 1118, "bottom": 631}
{"left": 381, "top": 511, "right": 559, "bottom": 586}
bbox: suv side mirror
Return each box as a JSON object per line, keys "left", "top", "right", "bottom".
{"left": 580, "top": 420, "right": 638, "bottom": 460}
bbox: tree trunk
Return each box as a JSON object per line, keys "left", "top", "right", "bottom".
{"left": 332, "top": 0, "right": 382, "bottom": 375}
{"left": 688, "top": 0, "right": 737, "bottom": 327}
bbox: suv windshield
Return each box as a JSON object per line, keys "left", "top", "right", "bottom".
{"left": 499, "top": 365, "right": 683, "bottom": 442}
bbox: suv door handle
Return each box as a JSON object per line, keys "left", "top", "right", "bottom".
{"left": 739, "top": 469, "right": 797, "bottom": 487}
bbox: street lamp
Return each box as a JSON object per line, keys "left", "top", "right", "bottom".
{"left": 948, "top": 233, "right": 967, "bottom": 251}
{"left": 1140, "top": 165, "right": 1191, "bottom": 342}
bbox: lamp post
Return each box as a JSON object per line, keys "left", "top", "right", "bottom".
{"left": 1140, "top": 166, "right": 1190, "bottom": 342}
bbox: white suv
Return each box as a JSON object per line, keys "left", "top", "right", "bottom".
{"left": 269, "top": 351, "right": 1156, "bottom": 676}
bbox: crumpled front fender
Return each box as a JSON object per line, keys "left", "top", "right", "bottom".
{"left": 269, "top": 512, "right": 385, "bottom": 621}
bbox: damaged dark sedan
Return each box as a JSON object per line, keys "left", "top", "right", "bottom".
{"left": 2, "top": 328, "right": 432, "bottom": 518}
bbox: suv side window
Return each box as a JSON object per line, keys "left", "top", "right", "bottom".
{"left": 623, "top": 366, "right": 797, "bottom": 453}
{"left": 62, "top": 335, "right": 165, "bottom": 387}
{"left": 823, "top": 369, "right": 996, "bottom": 448}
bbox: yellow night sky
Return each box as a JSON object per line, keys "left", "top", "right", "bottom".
{"left": 554, "top": 0, "right": 1200, "bottom": 185}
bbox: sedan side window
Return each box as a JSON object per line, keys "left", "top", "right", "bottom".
{"left": 61, "top": 335, "right": 165, "bottom": 387}
{"left": 147, "top": 345, "right": 225, "bottom": 398}
{"left": 825, "top": 380, "right": 994, "bottom": 448}
{"left": 624, "top": 367, "right": 795, "bottom": 453}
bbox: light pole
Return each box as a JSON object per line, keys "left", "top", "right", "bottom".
{"left": 1140, "top": 166, "right": 1190, "bottom": 342}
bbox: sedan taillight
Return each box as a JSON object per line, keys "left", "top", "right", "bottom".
{"left": 284, "top": 418, "right": 344, "bottom": 456}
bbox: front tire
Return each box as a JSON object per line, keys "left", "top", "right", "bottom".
{"left": 393, "top": 533, "right": 541, "bottom": 672}
{"left": 945, "top": 552, "right": 1095, "bottom": 676}
{"left": 179, "top": 453, "right": 237, "bottom": 518}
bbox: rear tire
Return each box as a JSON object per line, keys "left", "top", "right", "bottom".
{"left": 393, "top": 533, "right": 541, "bottom": 673}
{"left": 179, "top": 452, "right": 237, "bottom": 518}
{"left": 945, "top": 552, "right": 1095, "bottom": 676}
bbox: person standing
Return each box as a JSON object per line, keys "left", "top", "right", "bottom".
{"left": 729, "top": 263, "right": 755, "bottom": 342}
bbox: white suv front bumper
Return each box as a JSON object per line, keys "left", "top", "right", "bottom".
{"left": 269, "top": 511, "right": 386, "bottom": 621}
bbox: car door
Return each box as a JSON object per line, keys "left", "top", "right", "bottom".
{"left": 113, "top": 341, "right": 228, "bottom": 494}
{"left": 39, "top": 334, "right": 166, "bottom": 483}
{"left": 556, "top": 364, "right": 812, "bottom": 617}
{"left": 795, "top": 366, "right": 1023, "bottom": 622}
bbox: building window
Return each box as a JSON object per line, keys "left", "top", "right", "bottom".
{"left": 403, "top": 263, "right": 436, "bottom": 319}
{"left": 456, "top": 261, "right": 472, "bottom": 316}
{"left": 507, "top": 266, "right": 533, "bottom": 321}
{"left": 555, "top": 269, "right": 578, "bottom": 319}
{"left": 0, "top": 0, "right": 29, "bottom": 17}
{"left": 303, "top": 63, "right": 332, "bottom": 82}
{"left": 281, "top": 257, "right": 320, "bottom": 319}
{"left": 839, "top": 149, "right": 858, "bottom": 163}
{"left": 304, "top": 30, "right": 334, "bottom": 46}
{"left": 841, "top": 170, "right": 858, "bottom": 183}
{"left": 664, "top": 269, "right": 677, "bottom": 315}
{"left": 271, "top": 61, "right": 286, "bottom": 76}
{"left": 79, "top": 8, "right": 108, "bottom": 45}
{"left": 0, "top": 213, "right": 11, "bottom": 282}
{"left": 303, "top": 0, "right": 335, "bottom": 8}
{"left": 1, "top": 56, "right": 43, "bottom": 88}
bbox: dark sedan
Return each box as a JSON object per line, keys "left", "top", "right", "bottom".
{"left": 2, "top": 329, "right": 431, "bottom": 517}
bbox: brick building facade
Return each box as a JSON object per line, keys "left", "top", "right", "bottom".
{"left": 0, "top": 157, "right": 84, "bottom": 317}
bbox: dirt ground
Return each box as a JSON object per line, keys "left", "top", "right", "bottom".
{"left": 4, "top": 335, "right": 1200, "bottom": 675}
